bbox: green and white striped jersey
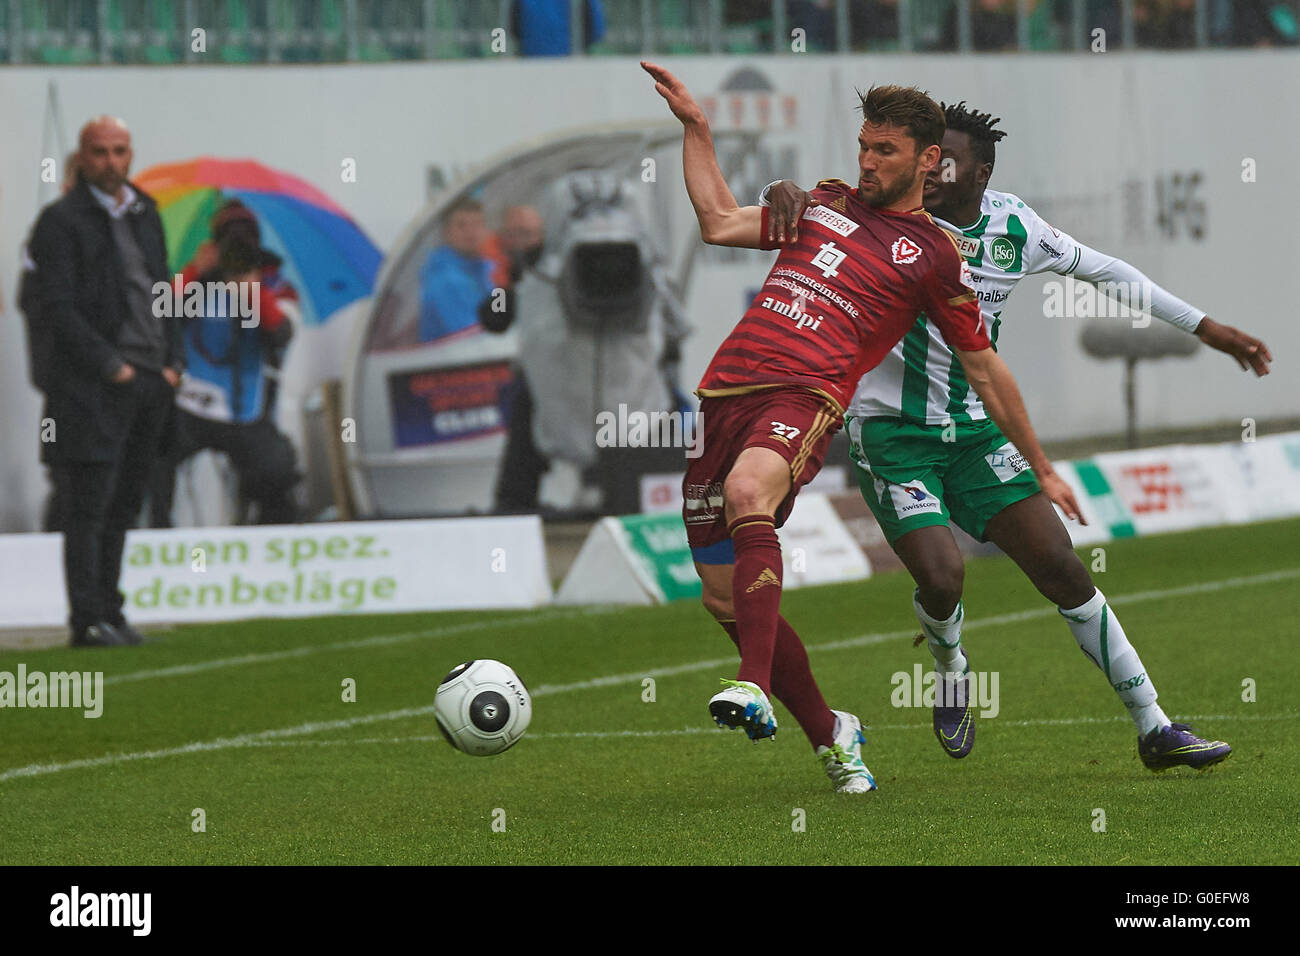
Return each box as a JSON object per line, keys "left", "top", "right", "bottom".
{"left": 845, "top": 188, "right": 1204, "bottom": 424}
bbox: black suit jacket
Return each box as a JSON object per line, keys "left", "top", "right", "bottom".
{"left": 26, "top": 178, "right": 182, "bottom": 463}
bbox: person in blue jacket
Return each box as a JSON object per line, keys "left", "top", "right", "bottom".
{"left": 510, "top": 0, "right": 606, "bottom": 56}
{"left": 417, "top": 196, "right": 495, "bottom": 343}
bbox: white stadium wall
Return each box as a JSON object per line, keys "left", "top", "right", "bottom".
{"left": 1, "top": 52, "right": 1297, "bottom": 532}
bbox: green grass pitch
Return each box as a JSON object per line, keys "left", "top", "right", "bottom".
{"left": 2, "top": 518, "right": 1296, "bottom": 866}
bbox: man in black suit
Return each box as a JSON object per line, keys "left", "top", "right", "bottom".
{"left": 26, "top": 116, "right": 184, "bottom": 648}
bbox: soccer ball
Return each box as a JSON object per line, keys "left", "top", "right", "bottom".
{"left": 434, "top": 659, "right": 532, "bottom": 756}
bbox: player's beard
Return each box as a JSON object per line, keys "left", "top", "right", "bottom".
{"left": 862, "top": 159, "right": 922, "bottom": 209}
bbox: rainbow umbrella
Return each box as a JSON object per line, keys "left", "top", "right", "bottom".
{"left": 134, "top": 157, "right": 382, "bottom": 326}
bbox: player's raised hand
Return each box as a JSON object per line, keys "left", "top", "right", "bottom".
{"left": 1195, "top": 317, "right": 1272, "bottom": 376}
{"left": 641, "top": 61, "right": 706, "bottom": 126}
{"left": 767, "top": 180, "right": 819, "bottom": 245}
{"left": 1040, "top": 471, "right": 1086, "bottom": 526}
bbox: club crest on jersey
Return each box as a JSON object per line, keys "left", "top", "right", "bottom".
{"left": 989, "top": 236, "right": 1017, "bottom": 270}
{"left": 891, "top": 237, "right": 921, "bottom": 265}
{"left": 811, "top": 241, "right": 847, "bottom": 278}
{"left": 801, "top": 204, "right": 859, "bottom": 237}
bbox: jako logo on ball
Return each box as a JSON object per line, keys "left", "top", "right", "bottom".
{"left": 434, "top": 659, "right": 532, "bottom": 756}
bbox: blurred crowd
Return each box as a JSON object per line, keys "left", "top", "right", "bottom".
{"left": 10, "top": 0, "right": 1294, "bottom": 65}
{"left": 726, "top": 0, "right": 1299, "bottom": 51}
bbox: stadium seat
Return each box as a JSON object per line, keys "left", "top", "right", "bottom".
{"left": 144, "top": 0, "right": 178, "bottom": 63}
{"left": 218, "top": 0, "right": 255, "bottom": 62}
{"left": 29, "top": 0, "right": 98, "bottom": 64}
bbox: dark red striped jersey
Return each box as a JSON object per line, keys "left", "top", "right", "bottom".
{"left": 696, "top": 178, "right": 991, "bottom": 413}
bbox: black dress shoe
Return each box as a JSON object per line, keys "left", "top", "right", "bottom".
{"left": 70, "top": 622, "right": 125, "bottom": 648}
{"left": 109, "top": 620, "right": 147, "bottom": 645}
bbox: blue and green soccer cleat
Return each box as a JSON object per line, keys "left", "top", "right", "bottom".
{"left": 709, "top": 678, "right": 778, "bottom": 741}
{"left": 817, "top": 710, "right": 877, "bottom": 793}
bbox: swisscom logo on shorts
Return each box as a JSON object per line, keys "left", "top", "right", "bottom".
{"left": 877, "top": 477, "right": 942, "bottom": 517}
{"left": 987, "top": 444, "right": 1030, "bottom": 482}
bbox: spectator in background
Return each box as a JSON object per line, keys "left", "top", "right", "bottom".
{"left": 417, "top": 196, "right": 495, "bottom": 343}
{"left": 1226, "top": 0, "right": 1300, "bottom": 44}
{"left": 18, "top": 150, "right": 82, "bottom": 535}
{"left": 943, "top": 0, "right": 1020, "bottom": 51}
{"left": 510, "top": 0, "right": 606, "bottom": 56}
{"left": 1085, "top": 0, "right": 1124, "bottom": 45}
{"left": 1136, "top": 0, "right": 1196, "bottom": 47}
{"left": 497, "top": 204, "right": 547, "bottom": 281}
{"left": 481, "top": 204, "right": 545, "bottom": 289}
{"left": 851, "top": 0, "right": 900, "bottom": 49}
{"left": 148, "top": 200, "right": 302, "bottom": 527}
{"left": 214, "top": 204, "right": 299, "bottom": 424}
{"left": 787, "top": 0, "right": 835, "bottom": 50}
{"left": 59, "top": 150, "right": 81, "bottom": 195}
{"left": 477, "top": 205, "right": 550, "bottom": 512}
{"left": 26, "top": 116, "right": 183, "bottom": 648}
{"left": 724, "top": 0, "right": 775, "bottom": 49}
{"left": 1133, "top": 0, "right": 1297, "bottom": 47}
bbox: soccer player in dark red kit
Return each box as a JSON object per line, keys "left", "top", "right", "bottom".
{"left": 642, "top": 62, "right": 1081, "bottom": 792}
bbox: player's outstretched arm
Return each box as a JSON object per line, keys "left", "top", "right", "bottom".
{"left": 641, "top": 60, "right": 762, "bottom": 249}
{"left": 1066, "top": 242, "right": 1272, "bottom": 375}
{"left": 1194, "top": 317, "right": 1272, "bottom": 376}
{"left": 953, "top": 346, "right": 1086, "bottom": 525}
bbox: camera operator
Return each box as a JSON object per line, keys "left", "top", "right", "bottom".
{"left": 481, "top": 174, "right": 689, "bottom": 512}
{"left": 149, "top": 205, "right": 301, "bottom": 527}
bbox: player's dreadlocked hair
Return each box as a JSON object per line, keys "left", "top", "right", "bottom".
{"left": 857, "top": 85, "right": 946, "bottom": 152}
{"left": 941, "top": 101, "right": 1007, "bottom": 171}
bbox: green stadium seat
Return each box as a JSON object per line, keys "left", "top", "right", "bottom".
{"left": 144, "top": 0, "right": 177, "bottom": 63}
{"left": 219, "top": 0, "right": 255, "bottom": 62}
{"left": 1027, "top": 0, "right": 1060, "bottom": 50}
{"left": 724, "top": 21, "right": 769, "bottom": 53}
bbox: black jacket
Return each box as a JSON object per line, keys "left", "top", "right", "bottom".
{"left": 26, "top": 178, "right": 183, "bottom": 463}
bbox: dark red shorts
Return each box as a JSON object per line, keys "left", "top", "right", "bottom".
{"left": 682, "top": 387, "right": 842, "bottom": 552}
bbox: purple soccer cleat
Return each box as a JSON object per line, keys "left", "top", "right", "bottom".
{"left": 933, "top": 663, "right": 975, "bottom": 759}
{"left": 1138, "top": 722, "right": 1232, "bottom": 771}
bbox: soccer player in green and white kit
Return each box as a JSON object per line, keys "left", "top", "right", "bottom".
{"left": 764, "top": 101, "right": 1272, "bottom": 771}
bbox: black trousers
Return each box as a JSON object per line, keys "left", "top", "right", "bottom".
{"left": 494, "top": 372, "right": 550, "bottom": 513}
{"left": 148, "top": 409, "right": 300, "bottom": 528}
{"left": 52, "top": 368, "right": 174, "bottom": 634}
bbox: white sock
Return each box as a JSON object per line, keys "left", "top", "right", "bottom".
{"left": 1059, "top": 588, "right": 1169, "bottom": 737}
{"left": 914, "top": 591, "right": 968, "bottom": 679}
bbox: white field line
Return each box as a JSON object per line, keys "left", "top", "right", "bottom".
{"left": 101, "top": 605, "right": 624, "bottom": 686}
{"left": 157, "top": 710, "right": 1296, "bottom": 749}
{"left": 0, "top": 706, "right": 437, "bottom": 782}
{"left": 1, "top": 568, "right": 1294, "bottom": 784}
{"left": 100, "top": 566, "right": 1300, "bottom": 688}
